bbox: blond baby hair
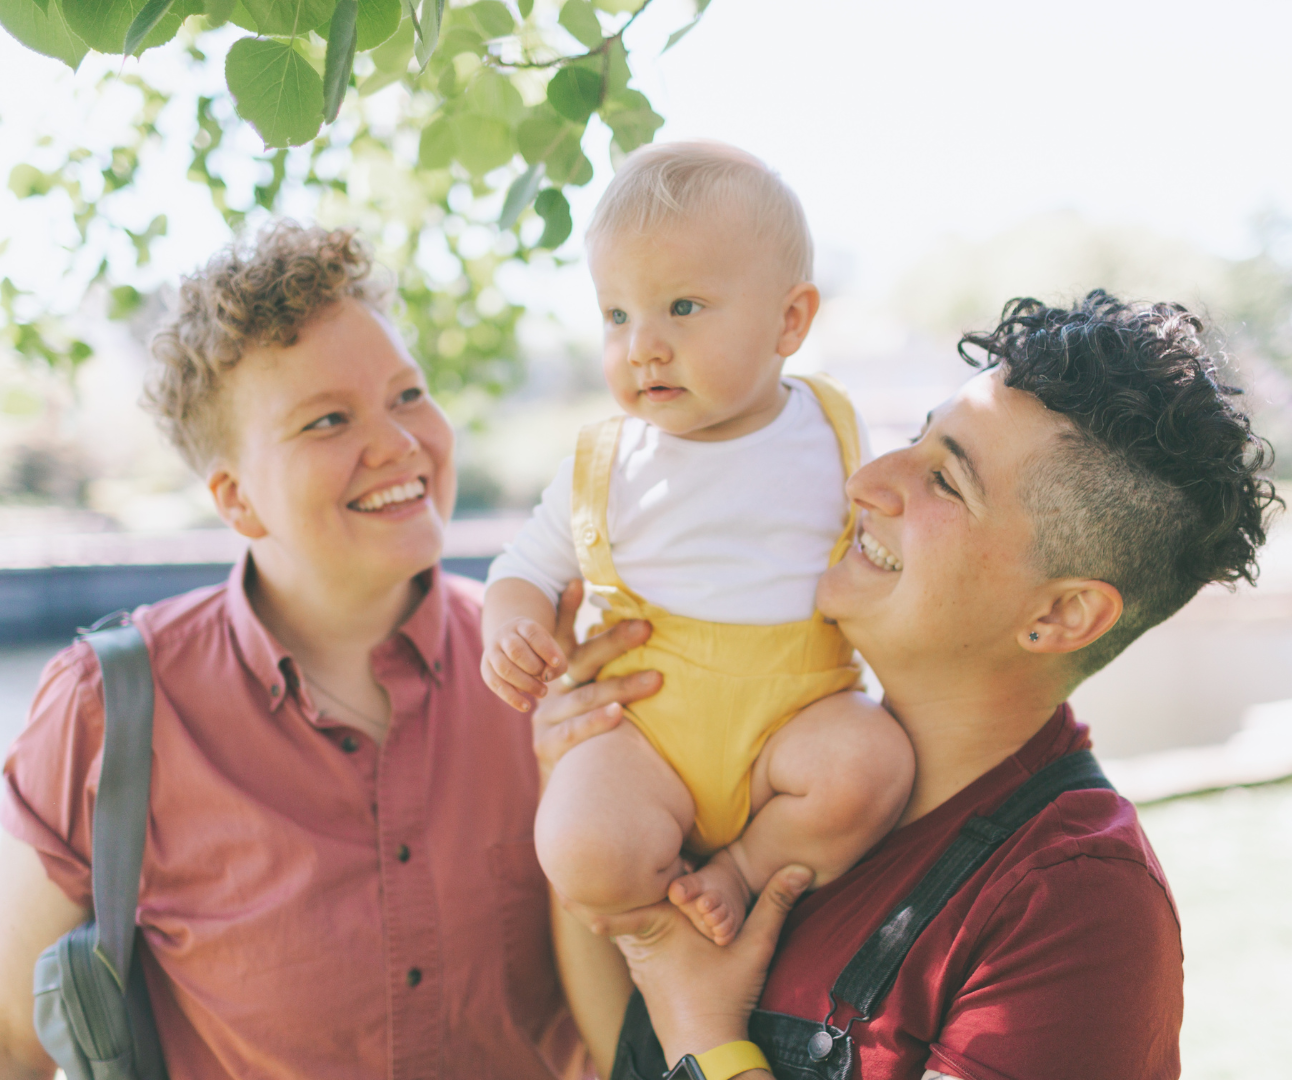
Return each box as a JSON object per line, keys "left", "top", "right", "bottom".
{"left": 586, "top": 141, "right": 814, "bottom": 283}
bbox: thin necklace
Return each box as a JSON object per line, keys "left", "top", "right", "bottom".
{"left": 303, "top": 672, "right": 386, "bottom": 728}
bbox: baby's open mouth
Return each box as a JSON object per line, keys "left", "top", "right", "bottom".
{"left": 350, "top": 478, "right": 427, "bottom": 512}
{"left": 859, "top": 530, "right": 903, "bottom": 572}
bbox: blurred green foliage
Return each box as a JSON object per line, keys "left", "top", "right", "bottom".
{"left": 0, "top": 0, "right": 689, "bottom": 399}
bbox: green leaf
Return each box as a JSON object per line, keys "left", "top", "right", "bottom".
{"left": 226, "top": 36, "right": 324, "bottom": 147}
{"left": 109, "top": 285, "right": 143, "bottom": 320}
{"left": 499, "top": 162, "right": 542, "bottom": 228}
{"left": 240, "top": 0, "right": 335, "bottom": 36}
{"left": 0, "top": 0, "right": 86, "bottom": 68}
{"left": 604, "top": 36, "right": 629, "bottom": 95}
{"left": 62, "top": 0, "right": 195, "bottom": 53}
{"left": 465, "top": 70, "right": 523, "bottom": 121}
{"left": 353, "top": 0, "right": 397, "bottom": 48}
{"left": 204, "top": 0, "right": 235, "bottom": 25}
{"left": 557, "top": 0, "right": 600, "bottom": 48}
{"left": 226, "top": 0, "right": 258, "bottom": 29}
{"left": 413, "top": 0, "right": 442, "bottom": 69}
{"left": 516, "top": 0, "right": 531, "bottom": 16}
{"left": 322, "top": 0, "right": 356, "bottom": 121}
{"left": 358, "top": 8, "right": 410, "bottom": 92}
{"left": 464, "top": 0, "right": 511, "bottom": 38}
{"left": 600, "top": 88, "right": 662, "bottom": 153}
{"left": 545, "top": 65, "right": 601, "bottom": 123}
{"left": 123, "top": 0, "right": 174, "bottom": 57}
{"left": 517, "top": 113, "right": 577, "bottom": 164}
{"left": 8, "top": 163, "right": 56, "bottom": 198}
{"left": 592, "top": 0, "right": 642, "bottom": 11}
{"left": 434, "top": 24, "right": 481, "bottom": 58}
{"left": 417, "top": 115, "right": 453, "bottom": 169}
{"left": 450, "top": 113, "right": 515, "bottom": 174}
{"left": 534, "top": 187, "right": 572, "bottom": 249}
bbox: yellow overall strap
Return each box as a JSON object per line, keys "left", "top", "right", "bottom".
{"left": 798, "top": 373, "right": 861, "bottom": 567}
{"left": 570, "top": 416, "right": 627, "bottom": 589}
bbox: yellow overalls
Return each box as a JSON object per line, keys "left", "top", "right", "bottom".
{"left": 571, "top": 373, "right": 863, "bottom": 855}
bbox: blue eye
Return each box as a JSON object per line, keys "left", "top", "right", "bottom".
{"left": 671, "top": 299, "right": 695, "bottom": 316}
{"left": 305, "top": 411, "right": 346, "bottom": 431}
{"left": 610, "top": 309, "right": 627, "bottom": 325}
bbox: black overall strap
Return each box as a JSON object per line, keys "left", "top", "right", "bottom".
{"left": 85, "top": 623, "right": 155, "bottom": 991}
{"left": 831, "top": 748, "right": 1113, "bottom": 1020}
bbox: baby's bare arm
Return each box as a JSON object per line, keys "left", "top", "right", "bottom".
{"left": 481, "top": 578, "right": 568, "bottom": 711}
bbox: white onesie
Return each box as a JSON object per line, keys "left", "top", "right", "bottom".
{"left": 486, "top": 378, "right": 871, "bottom": 625}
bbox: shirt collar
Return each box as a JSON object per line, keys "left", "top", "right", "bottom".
{"left": 223, "top": 550, "right": 450, "bottom": 710}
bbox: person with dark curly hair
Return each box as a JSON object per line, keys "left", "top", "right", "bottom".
{"left": 535, "top": 291, "right": 1281, "bottom": 1080}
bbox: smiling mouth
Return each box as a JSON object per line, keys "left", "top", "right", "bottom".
{"left": 859, "top": 530, "right": 903, "bottom": 572}
{"left": 350, "top": 478, "right": 427, "bottom": 512}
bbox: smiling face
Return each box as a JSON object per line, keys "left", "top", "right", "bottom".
{"left": 587, "top": 216, "right": 818, "bottom": 442}
{"left": 817, "top": 368, "right": 1071, "bottom": 684}
{"left": 210, "top": 297, "right": 455, "bottom": 595}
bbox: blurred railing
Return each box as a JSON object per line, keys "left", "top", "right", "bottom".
{"left": 0, "top": 516, "right": 527, "bottom": 644}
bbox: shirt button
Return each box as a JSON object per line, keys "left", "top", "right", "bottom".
{"left": 406, "top": 967, "right": 422, "bottom": 987}
{"left": 581, "top": 526, "right": 599, "bottom": 545}
{"left": 397, "top": 844, "right": 411, "bottom": 863}
{"left": 341, "top": 735, "right": 359, "bottom": 753}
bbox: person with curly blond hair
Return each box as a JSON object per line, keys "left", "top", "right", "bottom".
{"left": 0, "top": 221, "right": 655, "bottom": 1080}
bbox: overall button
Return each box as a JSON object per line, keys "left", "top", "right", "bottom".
{"left": 807, "top": 1030, "right": 834, "bottom": 1061}
{"left": 406, "top": 967, "right": 422, "bottom": 987}
{"left": 396, "top": 844, "right": 411, "bottom": 863}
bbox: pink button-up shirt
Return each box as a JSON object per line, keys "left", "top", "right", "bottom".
{"left": 2, "top": 554, "right": 584, "bottom": 1080}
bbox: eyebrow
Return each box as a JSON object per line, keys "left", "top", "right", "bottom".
{"left": 940, "top": 434, "right": 987, "bottom": 502}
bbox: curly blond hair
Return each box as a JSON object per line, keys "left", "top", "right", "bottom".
{"left": 144, "top": 220, "right": 390, "bottom": 473}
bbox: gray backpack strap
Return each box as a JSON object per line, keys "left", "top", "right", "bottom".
{"left": 86, "top": 624, "right": 155, "bottom": 989}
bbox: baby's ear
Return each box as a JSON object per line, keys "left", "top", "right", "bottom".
{"left": 778, "top": 282, "right": 821, "bottom": 357}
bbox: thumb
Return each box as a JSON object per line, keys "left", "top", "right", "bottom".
{"left": 739, "top": 864, "right": 813, "bottom": 954}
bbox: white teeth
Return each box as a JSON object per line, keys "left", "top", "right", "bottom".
{"left": 353, "top": 479, "right": 426, "bottom": 512}
{"left": 859, "top": 530, "right": 903, "bottom": 572}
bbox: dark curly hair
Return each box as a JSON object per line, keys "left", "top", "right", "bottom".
{"left": 959, "top": 289, "right": 1282, "bottom": 676}
{"left": 144, "top": 220, "right": 390, "bottom": 473}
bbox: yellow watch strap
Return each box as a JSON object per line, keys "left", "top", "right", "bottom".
{"left": 693, "top": 1040, "right": 771, "bottom": 1080}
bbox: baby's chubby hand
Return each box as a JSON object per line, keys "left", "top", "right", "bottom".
{"left": 482, "top": 618, "right": 569, "bottom": 712}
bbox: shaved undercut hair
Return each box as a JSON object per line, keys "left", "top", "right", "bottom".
{"left": 586, "top": 140, "right": 814, "bottom": 283}
{"left": 960, "top": 290, "right": 1281, "bottom": 678}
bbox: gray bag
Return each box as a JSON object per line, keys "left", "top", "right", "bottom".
{"left": 32, "top": 620, "right": 168, "bottom": 1080}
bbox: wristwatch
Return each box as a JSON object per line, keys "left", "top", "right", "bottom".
{"left": 663, "top": 1040, "right": 771, "bottom": 1080}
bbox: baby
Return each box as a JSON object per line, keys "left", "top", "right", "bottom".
{"left": 483, "top": 142, "right": 913, "bottom": 945}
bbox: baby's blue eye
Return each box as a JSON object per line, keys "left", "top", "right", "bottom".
{"left": 610, "top": 309, "right": 627, "bottom": 325}
{"left": 671, "top": 299, "right": 695, "bottom": 316}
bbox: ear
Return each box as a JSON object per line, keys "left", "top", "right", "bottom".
{"left": 208, "top": 466, "right": 268, "bottom": 540}
{"left": 776, "top": 282, "right": 821, "bottom": 358}
{"left": 1020, "top": 579, "right": 1123, "bottom": 655}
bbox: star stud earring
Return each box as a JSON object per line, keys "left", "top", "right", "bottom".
{"left": 1029, "top": 631, "right": 1039, "bottom": 642}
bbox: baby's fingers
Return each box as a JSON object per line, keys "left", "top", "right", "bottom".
{"left": 489, "top": 651, "right": 549, "bottom": 704}
{"left": 515, "top": 622, "right": 568, "bottom": 680}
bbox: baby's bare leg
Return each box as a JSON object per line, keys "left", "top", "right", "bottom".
{"left": 670, "top": 691, "right": 914, "bottom": 943}
{"left": 535, "top": 722, "right": 696, "bottom": 914}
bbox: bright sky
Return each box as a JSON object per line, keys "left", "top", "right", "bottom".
{"left": 1, "top": 0, "right": 1290, "bottom": 329}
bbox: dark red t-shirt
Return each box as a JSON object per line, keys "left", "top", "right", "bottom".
{"left": 759, "top": 705, "right": 1183, "bottom": 1080}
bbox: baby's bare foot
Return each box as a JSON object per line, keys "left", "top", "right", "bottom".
{"left": 667, "top": 848, "right": 753, "bottom": 946}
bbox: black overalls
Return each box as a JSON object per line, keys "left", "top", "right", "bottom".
{"left": 610, "top": 751, "right": 1113, "bottom": 1080}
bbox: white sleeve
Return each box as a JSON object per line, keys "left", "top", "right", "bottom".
{"left": 484, "top": 456, "right": 582, "bottom": 607}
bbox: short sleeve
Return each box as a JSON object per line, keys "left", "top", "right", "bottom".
{"left": 485, "top": 456, "right": 582, "bottom": 606}
{"left": 928, "top": 854, "right": 1184, "bottom": 1080}
{"left": 0, "top": 641, "right": 105, "bottom": 910}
